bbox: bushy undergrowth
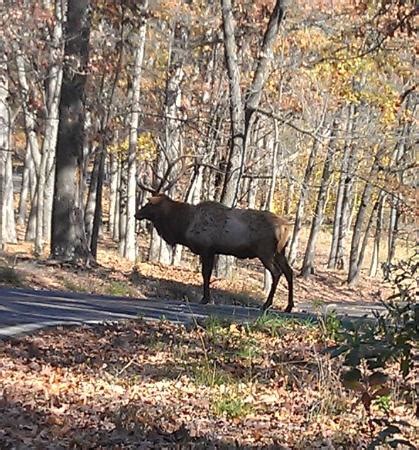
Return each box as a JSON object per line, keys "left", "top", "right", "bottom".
{"left": 330, "top": 254, "right": 418, "bottom": 448}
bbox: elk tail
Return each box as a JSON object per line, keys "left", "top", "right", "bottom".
{"left": 276, "top": 222, "right": 291, "bottom": 253}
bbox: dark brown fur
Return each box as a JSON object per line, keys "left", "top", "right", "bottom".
{"left": 135, "top": 194, "right": 293, "bottom": 312}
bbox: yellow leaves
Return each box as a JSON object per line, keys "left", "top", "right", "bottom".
{"left": 137, "top": 131, "right": 157, "bottom": 162}
{"left": 228, "top": 322, "right": 241, "bottom": 336}
{"left": 258, "top": 392, "right": 279, "bottom": 405}
{"left": 108, "top": 132, "right": 157, "bottom": 161}
{"left": 108, "top": 139, "right": 128, "bottom": 156}
{"left": 307, "top": 51, "right": 401, "bottom": 121}
{"left": 291, "top": 27, "right": 329, "bottom": 52}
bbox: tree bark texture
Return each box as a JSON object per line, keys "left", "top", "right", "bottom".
{"left": 219, "top": 0, "right": 245, "bottom": 208}
{"left": 288, "top": 137, "right": 320, "bottom": 266}
{"left": 109, "top": 152, "right": 119, "bottom": 236}
{"left": 0, "top": 56, "right": 16, "bottom": 245}
{"left": 350, "top": 191, "right": 385, "bottom": 286}
{"left": 51, "top": 0, "right": 92, "bottom": 262}
{"left": 18, "top": 145, "right": 35, "bottom": 225}
{"left": 300, "top": 116, "right": 339, "bottom": 278}
{"left": 369, "top": 192, "right": 385, "bottom": 277}
{"left": 0, "top": 60, "right": 7, "bottom": 248}
{"left": 347, "top": 151, "right": 383, "bottom": 285}
{"left": 150, "top": 17, "right": 188, "bottom": 265}
{"left": 328, "top": 104, "right": 356, "bottom": 269}
{"left": 217, "top": 0, "right": 285, "bottom": 278}
{"left": 123, "top": 2, "right": 147, "bottom": 262}
{"left": 84, "top": 145, "right": 100, "bottom": 247}
{"left": 386, "top": 104, "right": 412, "bottom": 268}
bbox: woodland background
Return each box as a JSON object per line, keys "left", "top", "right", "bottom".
{"left": 0, "top": 0, "right": 417, "bottom": 289}
{"left": 0, "top": 1, "right": 417, "bottom": 448}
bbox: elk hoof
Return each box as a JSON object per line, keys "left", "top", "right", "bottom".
{"left": 284, "top": 305, "right": 293, "bottom": 313}
{"left": 261, "top": 303, "right": 272, "bottom": 312}
{"left": 200, "top": 297, "right": 210, "bottom": 305}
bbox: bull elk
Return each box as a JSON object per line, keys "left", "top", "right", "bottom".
{"left": 135, "top": 194, "right": 294, "bottom": 312}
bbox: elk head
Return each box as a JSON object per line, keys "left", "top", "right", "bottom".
{"left": 135, "top": 194, "right": 168, "bottom": 221}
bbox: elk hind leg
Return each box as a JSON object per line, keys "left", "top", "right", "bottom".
{"left": 200, "top": 253, "right": 215, "bottom": 304}
{"left": 275, "top": 250, "right": 294, "bottom": 313}
{"left": 260, "top": 257, "right": 281, "bottom": 311}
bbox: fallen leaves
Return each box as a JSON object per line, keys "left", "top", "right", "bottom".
{"left": 0, "top": 318, "right": 417, "bottom": 448}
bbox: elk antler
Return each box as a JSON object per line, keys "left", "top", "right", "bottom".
{"left": 137, "top": 155, "right": 196, "bottom": 195}
{"left": 137, "top": 175, "right": 157, "bottom": 194}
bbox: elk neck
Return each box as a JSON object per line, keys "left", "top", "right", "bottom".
{"left": 153, "top": 198, "right": 194, "bottom": 246}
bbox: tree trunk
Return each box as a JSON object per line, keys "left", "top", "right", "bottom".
{"left": 387, "top": 202, "right": 400, "bottom": 267}
{"left": 118, "top": 156, "right": 127, "bottom": 254}
{"left": 288, "top": 138, "right": 320, "bottom": 266}
{"left": 300, "top": 116, "right": 339, "bottom": 278}
{"left": 123, "top": 4, "right": 147, "bottom": 261}
{"left": 369, "top": 192, "right": 385, "bottom": 277}
{"left": 3, "top": 149, "right": 16, "bottom": 243}
{"left": 15, "top": 52, "right": 41, "bottom": 174}
{"left": 350, "top": 192, "right": 384, "bottom": 285}
{"left": 25, "top": 194, "right": 37, "bottom": 241}
{"left": 328, "top": 104, "right": 356, "bottom": 269}
{"left": 264, "top": 122, "right": 280, "bottom": 292}
{"left": 386, "top": 105, "right": 411, "bottom": 268}
{"left": 34, "top": 137, "right": 47, "bottom": 255}
{"left": 219, "top": 0, "right": 246, "bottom": 208}
{"left": 17, "top": 145, "right": 35, "bottom": 225}
{"left": 80, "top": 112, "right": 92, "bottom": 208}
{"left": 90, "top": 145, "right": 105, "bottom": 259}
{"left": 0, "top": 57, "right": 16, "bottom": 245}
{"left": 0, "top": 62, "right": 7, "bottom": 247}
{"left": 335, "top": 124, "right": 360, "bottom": 271}
{"left": 149, "top": 19, "right": 185, "bottom": 265}
{"left": 113, "top": 154, "right": 122, "bottom": 241}
{"left": 43, "top": 150, "right": 56, "bottom": 242}
{"left": 266, "top": 123, "right": 280, "bottom": 211}
{"left": 84, "top": 146, "right": 100, "bottom": 247}
{"left": 51, "top": 0, "right": 92, "bottom": 263}
{"left": 216, "top": 0, "right": 248, "bottom": 278}
{"left": 217, "top": 0, "right": 285, "bottom": 279}
{"left": 15, "top": 50, "right": 41, "bottom": 242}
{"left": 42, "top": 0, "right": 64, "bottom": 244}
{"left": 347, "top": 152, "right": 383, "bottom": 285}
{"left": 109, "top": 152, "right": 118, "bottom": 235}
{"left": 185, "top": 164, "right": 204, "bottom": 205}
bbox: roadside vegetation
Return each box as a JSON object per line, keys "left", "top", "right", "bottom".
{"left": 0, "top": 258, "right": 417, "bottom": 448}
{"left": 0, "top": 0, "right": 416, "bottom": 447}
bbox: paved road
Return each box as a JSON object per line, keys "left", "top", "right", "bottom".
{"left": 0, "top": 287, "right": 386, "bottom": 338}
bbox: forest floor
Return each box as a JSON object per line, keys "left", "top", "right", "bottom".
{"left": 0, "top": 227, "right": 398, "bottom": 310}
{"left": 0, "top": 228, "right": 416, "bottom": 448}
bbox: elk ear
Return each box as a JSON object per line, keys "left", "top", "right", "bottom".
{"left": 149, "top": 195, "right": 165, "bottom": 205}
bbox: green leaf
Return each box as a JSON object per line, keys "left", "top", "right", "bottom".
{"left": 367, "top": 359, "right": 385, "bottom": 370}
{"left": 327, "top": 344, "right": 349, "bottom": 358}
{"left": 344, "top": 348, "right": 361, "bottom": 366}
{"left": 368, "top": 371, "right": 388, "bottom": 387}
{"left": 342, "top": 368, "right": 363, "bottom": 390}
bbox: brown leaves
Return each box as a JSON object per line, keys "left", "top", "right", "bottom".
{"left": 0, "top": 315, "right": 417, "bottom": 448}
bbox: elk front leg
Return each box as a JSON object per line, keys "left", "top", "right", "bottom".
{"left": 200, "top": 253, "right": 215, "bottom": 304}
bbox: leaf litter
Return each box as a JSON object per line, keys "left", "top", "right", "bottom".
{"left": 1, "top": 318, "right": 417, "bottom": 448}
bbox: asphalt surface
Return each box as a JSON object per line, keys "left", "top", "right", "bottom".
{"left": 0, "top": 287, "right": 388, "bottom": 338}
